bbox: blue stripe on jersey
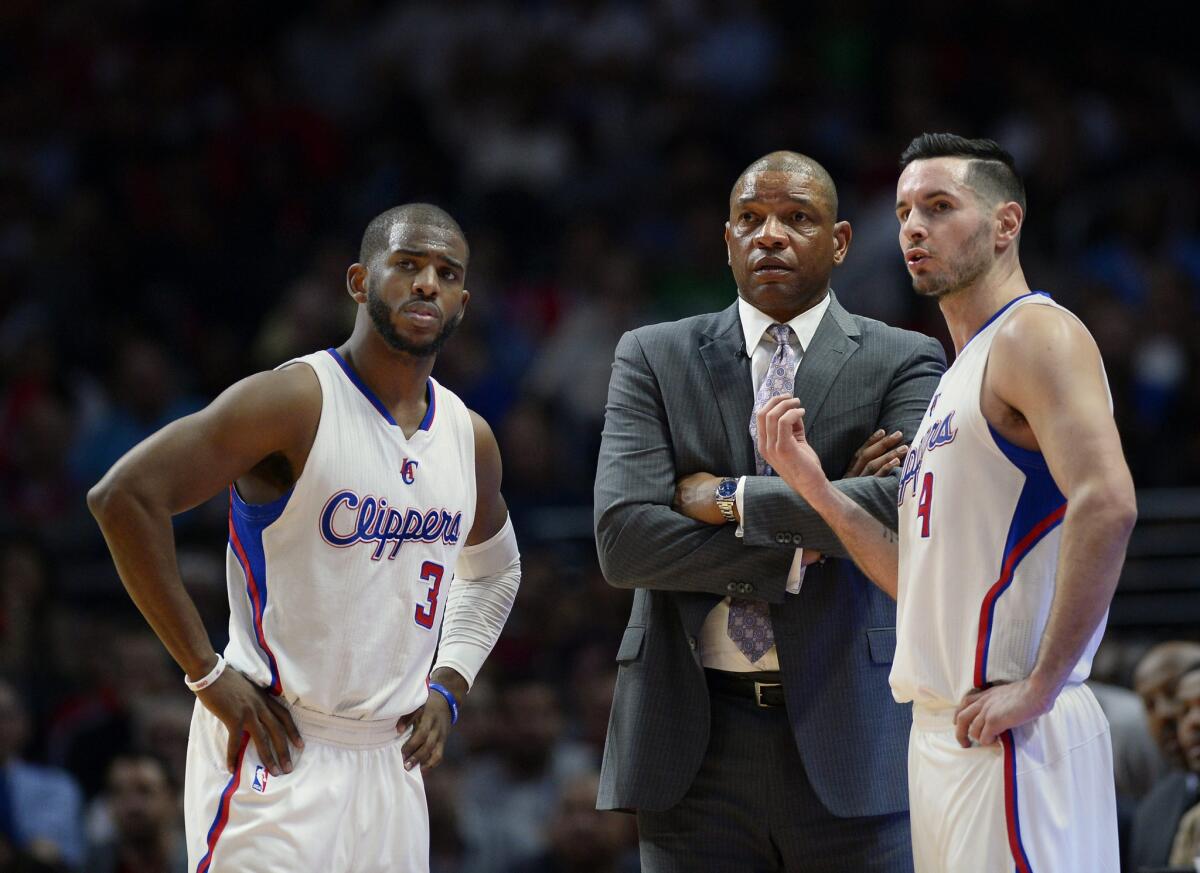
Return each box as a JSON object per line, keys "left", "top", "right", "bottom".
{"left": 961, "top": 291, "right": 1051, "bottom": 355}
{"left": 974, "top": 424, "right": 1066, "bottom": 686}
{"left": 229, "top": 485, "right": 292, "bottom": 695}
{"left": 326, "top": 348, "right": 398, "bottom": 426}
{"left": 326, "top": 348, "right": 435, "bottom": 430}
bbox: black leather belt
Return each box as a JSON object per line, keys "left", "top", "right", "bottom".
{"left": 705, "top": 669, "right": 785, "bottom": 708}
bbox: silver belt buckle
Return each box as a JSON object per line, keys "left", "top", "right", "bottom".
{"left": 753, "top": 681, "right": 781, "bottom": 708}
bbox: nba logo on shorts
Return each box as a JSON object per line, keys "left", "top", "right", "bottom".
{"left": 252, "top": 765, "right": 268, "bottom": 793}
{"left": 401, "top": 459, "right": 418, "bottom": 485}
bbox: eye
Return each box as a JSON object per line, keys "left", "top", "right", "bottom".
{"left": 739, "top": 211, "right": 757, "bottom": 223}
{"left": 440, "top": 270, "right": 459, "bottom": 281}
{"left": 793, "top": 212, "right": 809, "bottom": 222}
{"left": 897, "top": 209, "right": 910, "bottom": 222}
{"left": 397, "top": 259, "right": 415, "bottom": 270}
{"left": 933, "top": 200, "right": 951, "bottom": 212}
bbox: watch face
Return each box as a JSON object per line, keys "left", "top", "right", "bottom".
{"left": 715, "top": 479, "right": 738, "bottom": 500}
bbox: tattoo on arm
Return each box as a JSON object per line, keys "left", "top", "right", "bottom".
{"left": 882, "top": 528, "right": 898, "bottom": 544}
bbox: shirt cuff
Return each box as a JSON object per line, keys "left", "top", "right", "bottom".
{"left": 786, "top": 550, "right": 807, "bottom": 594}
{"left": 734, "top": 476, "right": 747, "bottom": 538}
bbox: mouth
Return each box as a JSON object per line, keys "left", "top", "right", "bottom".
{"left": 905, "top": 248, "right": 931, "bottom": 268}
{"left": 752, "top": 257, "right": 794, "bottom": 276}
{"left": 401, "top": 302, "right": 442, "bottom": 326}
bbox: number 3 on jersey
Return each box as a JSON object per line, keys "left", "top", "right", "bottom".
{"left": 916, "top": 472, "right": 934, "bottom": 538}
{"left": 414, "top": 561, "right": 444, "bottom": 629}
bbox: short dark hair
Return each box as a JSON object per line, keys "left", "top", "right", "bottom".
{"left": 358, "top": 203, "right": 467, "bottom": 265}
{"left": 732, "top": 151, "right": 839, "bottom": 219}
{"left": 899, "top": 133, "right": 1026, "bottom": 212}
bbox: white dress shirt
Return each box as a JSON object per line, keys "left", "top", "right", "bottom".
{"left": 698, "top": 292, "right": 831, "bottom": 672}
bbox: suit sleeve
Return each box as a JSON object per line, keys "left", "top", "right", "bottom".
{"left": 593, "top": 330, "right": 793, "bottom": 603}
{"left": 740, "top": 333, "right": 946, "bottom": 557}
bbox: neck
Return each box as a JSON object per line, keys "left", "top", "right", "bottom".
{"left": 340, "top": 322, "right": 437, "bottom": 406}
{"left": 937, "top": 259, "right": 1029, "bottom": 355}
{"left": 743, "top": 287, "right": 828, "bottom": 324}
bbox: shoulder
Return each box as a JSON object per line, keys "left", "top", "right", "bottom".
{"left": 625, "top": 308, "right": 732, "bottom": 348}
{"left": 846, "top": 312, "right": 946, "bottom": 365}
{"left": 990, "top": 301, "right": 1100, "bottom": 382}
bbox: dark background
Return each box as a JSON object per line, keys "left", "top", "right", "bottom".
{"left": 1, "top": 2, "right": 1197, "bottom": 871}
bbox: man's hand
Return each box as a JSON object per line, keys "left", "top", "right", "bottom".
{"left": 845, "top": 429, "right": 908, "bottom": 478}
{"left": 399, "top": 667, "right": 467, "bottom": 771}
{"left": 197, "top": 667, "right": 304, "bottom": 776}
{"left": 398, "top": 697, "right": 451, "bottom": 771}
{"left": 952, "top": 679, "right": 1056, "bottom": 748}
{"left": 673, "top": 472, "right": 726, "bottom": 525}
{"left": 757, "top": 396, "right": 830, "bottom": 502}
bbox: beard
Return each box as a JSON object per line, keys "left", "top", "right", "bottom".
{"left": 367, "top": 286, "right": 463, "bottom": 357}
{"left": 912, "top": 220, "right": 994, "bottom": 299}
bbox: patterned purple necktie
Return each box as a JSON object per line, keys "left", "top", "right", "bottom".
{"left": 728, "top": 323, "right": 797, "bottom": 662}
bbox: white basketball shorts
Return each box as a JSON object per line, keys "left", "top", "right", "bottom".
{"left": 184, "top": 700, "right": 428, "bottom": 872}
{"left": 908, "top": 682, "right": 1118, "bottom": 872}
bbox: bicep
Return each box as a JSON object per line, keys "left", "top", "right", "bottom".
{"left": 466, "top": 410, "right": 508, "bottom": 545}
{"left": 877, "top": 335, "right": 946, "bottom": 441}
{"left": 96, "top": 366, "right": 320, "bottom": 514}
{"left": 992, "top": 314, "right": 1128, "bottom": 498}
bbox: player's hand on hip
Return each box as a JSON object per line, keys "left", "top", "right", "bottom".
{"left": 399, "top": 697, "right": 451, "bottom": 772}
{"left": 197, "top": 668, "right": 303, "bottom": 776}
{"left": 952, "top": 679, "right": 1055, "bottom": 748}
{"left": 672, "top": 472, "right": 726, "bottom": 525}
{"left": 756, "top": 396, "right": 827, "bottom": 498}
{"left": 844, "top": 428, "right": 908, "bottom": 478}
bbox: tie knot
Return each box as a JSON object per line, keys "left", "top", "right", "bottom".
{"left": 768, "top": 323, "right": 792, "bottom": 346}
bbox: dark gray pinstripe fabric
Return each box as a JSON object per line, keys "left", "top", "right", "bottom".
{"left": 594, "top": 294, "right": 946, "bottom": 821}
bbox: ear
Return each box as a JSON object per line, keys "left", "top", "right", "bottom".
{"left": 995, "top": 202, "right": 1023, "bottom": 252}
{"left": 724, "top": 222, "right": 732, "bottom": 265}
{"left": 831, "top": 220, "right": 853, "bottom": 265}
{"left": 347, "top": 263, "right": 368, "bottom": 304}
{"left": 459, "top": 289, "right": 470, "bottom": 316}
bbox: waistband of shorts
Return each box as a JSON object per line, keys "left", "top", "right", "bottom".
{"left": 289, "top": 705, "right": 409, "bottom": 750}
{"left": 911, "top": 681, "right": 1088, "bottom": 732}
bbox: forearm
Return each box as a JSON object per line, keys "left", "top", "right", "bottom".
{"left": 804, "top": 480, "right": 900, "bottom": 598}
{"left": 741, "top": 474, "right": 900, "bottom": 557}
{"left": 88, "top": 484, "right": 217, "bottom": 679}
{"left": 596, "top": 503, "right": 791, "bottom": 600}
{"left": 1029, "top": 488, "right": 1136, "bottom": 696}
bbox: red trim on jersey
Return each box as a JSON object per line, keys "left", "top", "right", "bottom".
{"left": 228, "top": 512, "right": 283, "bottom": 696}
{"left": 1001, "top": 731, "right": 1035, "bottom": 873}
{"left": 196, "top": 733, "right": 249, "bottom": 873}
{"left": 973, "top": 504, "right": 1067, "bottom": 688}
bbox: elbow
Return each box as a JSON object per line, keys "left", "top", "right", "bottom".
{"left": 594, "top": 520, "right": 642, "bottom": 590}
{"left": 86, "top": 471, "right": 135, "bottom": 525}
{"left": 1072, "top": 480, "right": 1138, "bottom": 540}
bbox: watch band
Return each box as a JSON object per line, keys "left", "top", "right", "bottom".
{"left": 715, "top": 478, "right": 738, "bottom": 524}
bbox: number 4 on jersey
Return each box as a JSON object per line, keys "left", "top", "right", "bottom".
{"left": 414, "top": 561, "right": 444, "bottom": 628}
{"left": 916, "top": 472, "right": 933, "bottom": 538}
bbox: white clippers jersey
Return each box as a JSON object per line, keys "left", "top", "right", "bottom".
{"left": 890, "top": 293, "right": 1110, "bottom": 710}
{"left": 222, "top": 349, "right": 476, "bottom": 721}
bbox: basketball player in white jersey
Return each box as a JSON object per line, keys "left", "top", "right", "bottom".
{"left": 754, "top": 134, "right": 1137, "bottom": 871}
{"left": 88, "top": 203, "right": 522, "bottom": 872}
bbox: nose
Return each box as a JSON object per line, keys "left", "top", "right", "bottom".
{"left": 412, "top": 264, "right": 439, "bottom": 297}
{"left": 901, "top": 212, "right": 927, "bottom": 245}
{"left": 755, "top": 214, "right": 787, "bottom": 249}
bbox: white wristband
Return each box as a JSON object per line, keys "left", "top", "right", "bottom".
{"left": 185, "top": 654, "right": 226, "bottom": 692}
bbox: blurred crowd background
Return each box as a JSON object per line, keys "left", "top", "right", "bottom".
{"left": 1, "top": 2, "right": 1198, "bottom": 871}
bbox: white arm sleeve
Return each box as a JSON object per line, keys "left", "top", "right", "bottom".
{"left": 431, "top": 515, "right": 521, "bottom": 689}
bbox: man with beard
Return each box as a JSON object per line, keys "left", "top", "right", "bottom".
{"left": 89, "top": 204, "right": 522, "bottom": 872}
{"left": 757, "top": 134, "right": 1136, "bottom": 871}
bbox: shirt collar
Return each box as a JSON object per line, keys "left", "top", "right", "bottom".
{"left": 738, "top": 291, "right": 831, "bottom": 356}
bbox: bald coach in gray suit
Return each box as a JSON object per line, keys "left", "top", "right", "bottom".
{"left": 594, "top": 152, "right": 945, "bottom": 872}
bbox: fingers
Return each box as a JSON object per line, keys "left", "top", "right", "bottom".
{"left": 255, "top": 707, "right": 295, "bottom": 775}
{"left": 401, "top": 706, "right": 447, "bottom": 771}
{"left": 264, "top": 694, "right": 305, "bottom": 751}
{"left": 863, "top": 445, "right": 908, "bottom": 476}
{"left": 225, "top": 727, "right": 246, "bottom": 773}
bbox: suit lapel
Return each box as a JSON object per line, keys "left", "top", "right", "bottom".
{"left": 789, "top": 292, "right": 860, "bottom": 431}
{"left": 698, "top": 303, "right": 756, "bottom": 476}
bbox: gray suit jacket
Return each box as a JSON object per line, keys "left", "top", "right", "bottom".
{"left": 594, "top": 293, "right": 946, "bottom": 817}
